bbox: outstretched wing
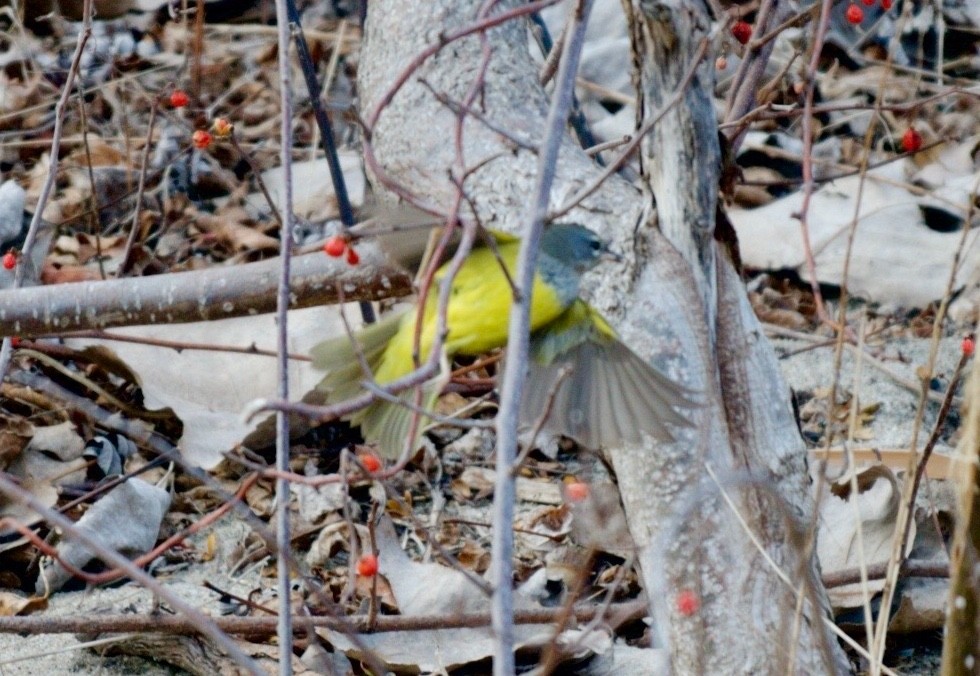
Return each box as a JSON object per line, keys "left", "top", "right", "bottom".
{"left": 524, "top": 301, "right": 697, "bottom": 447}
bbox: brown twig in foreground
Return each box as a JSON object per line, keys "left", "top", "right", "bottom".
{"left": 822, "top": 559, "right": 949, "bottom": 589}
{"left": 0, "top": 599, "right": 648, "bottom": 636}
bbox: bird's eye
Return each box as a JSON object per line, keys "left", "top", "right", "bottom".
{"left": 590, "top": 239, "right": 601, "bottom": 250}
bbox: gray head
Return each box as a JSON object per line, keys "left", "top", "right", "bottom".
{"left": 540, "top": 223, "right": 619, "bottom": 273}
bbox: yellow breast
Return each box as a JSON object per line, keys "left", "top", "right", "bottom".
{"left": 373, "top": 243, "right": 568, "bottom": 384}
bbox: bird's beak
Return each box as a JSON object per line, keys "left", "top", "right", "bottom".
{"left": 600, "top": 249, "right": 623, "bottom": 264}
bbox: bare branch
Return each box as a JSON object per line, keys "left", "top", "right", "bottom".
{"left": 0, "top": 251, "right": 411, "bottom": 337}
{"left": 491, "top": 1, "right": 594, "bottom": 671}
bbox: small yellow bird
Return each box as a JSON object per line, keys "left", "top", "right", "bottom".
{"left": 312, "top": 223, "right": 694, "bottom": 458}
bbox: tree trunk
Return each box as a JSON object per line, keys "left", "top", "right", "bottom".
{"left": 357, "top": 0, "right": 848, "bottom": 672}
{"left": 941, "top": 351, "right": 980, "bottom": 676}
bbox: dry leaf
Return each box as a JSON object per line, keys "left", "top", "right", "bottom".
{"left": 817, "top": 465, "right": 915, "bottom": 609}
{"left": 0, "top": 591, "right": 47, "bottom": 617}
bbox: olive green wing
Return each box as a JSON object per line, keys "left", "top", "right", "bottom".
{"left": 310, "top": 311, "right": 406, "bottom": 411}
{"left": 524, "top": 301, "right": 697, "bottom": 447}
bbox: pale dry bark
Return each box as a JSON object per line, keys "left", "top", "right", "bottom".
{"left": 357, "top": 0, "right": 847, "bottom": 672}
{"left": 0, "top": 248, "right": 410, "bottom": 337}
{"left": 940, "top": 345, "right": 980, "bottom": 675}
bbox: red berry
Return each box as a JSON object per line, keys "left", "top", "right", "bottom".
{"left": 861, "top": 0, "right": 874, "bottom": 6}
{"left": 565, "top": 481, "right": 589, "bottom": 503}
{"left": 963, "top": 336, "right": 976, "bottom": 358}
{"left": 881, "top": 0, "right": 892, "bottom": 8}
{"left": 715, "top": 56, "right": 728, "bottom": 71}
{"left": 345, "top": 247, "right": 360, "bottom": 265}
{"left": 845, "top": 4, "right": 864, "bottom": 23}
{"left": 323, "top": 236, "right": 347, "bottom": 257}
{"left": 356, "top": 553, "right": 378, "bottom": 577}
{"left": 901, "top": 127, "right": 922, "bottom": 153}
{"left": 2, "top": 251, "right": 15, "bottom": 270}
{"left": 731, "top": 20, "right": 752, "bottom": 45}
{"left": 9, "top": 336, "right": 20, "bottom": 347}
{"left": 192, "top": 130, "right": 212, "bottom": 149}
{"left": 169, "top": 90, "right": 189, "bottom": 108}
{"left": 359, "top": 452, "right": 381, "bottom": 473}
{"left": 676, "top": 590, "right": 700, "bottom": 616}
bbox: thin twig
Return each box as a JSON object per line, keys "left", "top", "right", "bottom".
{"left": 793, "top": 0, "right": 835, "bottom": 325}
{"left": 695, "top": 466, "right": 900, "bottom": 676}
{"left": 763, "top": 323, "right": 953, "bottom": 406}
{"left": 376, "top": 479, "right": 494, "bottom": 596}
{"left": 0, "top": 600, "right": 648, "bottom": 636}
{"left": 863, "top": 34, "right": 976, "bottom": 676}
{"left": 75, "top": 94, "right": 107, "bottom": 280}
{"left": 724, "top": 0, "right": 781, "bottom": 144}
{"left": 284, "top": 0, "right": 373, "bottom": 324}
{"left": 360, "top": 0, "right": 562, "bottom": 213}
{"left": 9, "top": 362, "right": 392, "bottom": 675}
{"left": 822, "top": 559, "right": 950, "bottom": 588}
{"left": 491, "top": 2, "right": 593, "bottom": 671}
{"left": 872, "top": 249, "right": 976, "bottom": 669}
{"left": 366, "top": 502, "right": 380, "bottom": 627}
{"left": 55, "top": 330, "right": 310, "bottom": 360}
{"left": 229, "top": 132, "right": 284, "bottom": 228}
{"left": 272, "top": 2, "right": 296, "bottom": 672}
{"left": 120, "top": 99, "right": 159, "bottom": 274}
{"left": 844, "top": 316, "right": 876, "bottom": 650}
{"left": 513, "top": 365, "right": 572, "bottom": 469}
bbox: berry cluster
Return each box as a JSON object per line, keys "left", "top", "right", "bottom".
{"left": 169, "top": 88, "right": 232, "bottom": 150}
{"left": 731, "top": 0, "right": 894, "bottom": 35}
{"left": 845, "top": 0, "right": 893, "bottom": 24}
{"left": 323, "top": 235, "right": 360, "bottom": 265}
{"left": 190, "top": 117, "right": 234, "bottom": 150}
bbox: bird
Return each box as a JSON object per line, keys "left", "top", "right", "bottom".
{"left": 311, "top": 222, "right": 695, "bottom": 458}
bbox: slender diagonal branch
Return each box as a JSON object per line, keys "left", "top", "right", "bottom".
{"left": 272, "top": 2, "right": 296, "bottom": 672}
{"left": 491, "top": 1, "right": 594, "bottom": 672}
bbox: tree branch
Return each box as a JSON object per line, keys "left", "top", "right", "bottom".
{"left": 0, "top": 250, "right": 411, "bottom": 338}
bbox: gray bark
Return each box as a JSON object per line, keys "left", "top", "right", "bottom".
{"left": 0, "top": 248, "right": 410, "bottom": 337}
{"left": 357, "top": 0, "right": 848, "bottom": 672}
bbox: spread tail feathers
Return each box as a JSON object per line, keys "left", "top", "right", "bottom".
{"left": 311, "top": 312, "right": 404, "bottom": 411}
{"left": 359, "top": 378, "right": 444, "bottom": 459}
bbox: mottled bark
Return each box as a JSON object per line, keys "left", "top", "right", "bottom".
{"left": 357, "top": 0, "right": 847, "bottom": 672}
